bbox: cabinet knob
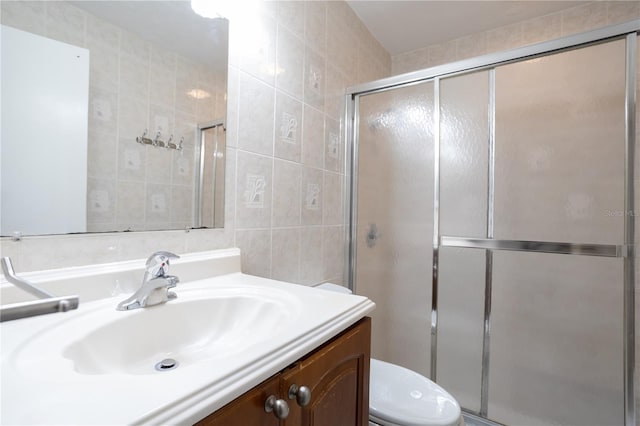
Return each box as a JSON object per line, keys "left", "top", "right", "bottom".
{"left": 288, "top": 384, "right": 312, "bottom": 407}
{"left": 264, "top": 395, "right": 290, "bottom": 419}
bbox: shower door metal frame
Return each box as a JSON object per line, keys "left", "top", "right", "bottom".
{"left": 345, "top": 19, "right": 639, "bottom": 426}
{"left": 194, "top": 119, "right": 225, "bottom": 229}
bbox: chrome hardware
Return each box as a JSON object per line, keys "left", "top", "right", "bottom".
{"left": 155, "top": 358, "right": 179, "bottom": 371}
{"left": 440, "top": 236, "right": 625, "bottom": 258}
{"left": 0, "top": 257, "right": 79, "bottom": 322}
{"left": 366, "top": 223, "right": 381, "bottom": 248}
{"left": 288, "top": 384, "right": 311, "bottom": 407}
{"left": 136, "top": 130, "right": 183, "bottom": 151}
{"left": 116, "top": 251, "right": 180, "bottom": 311}
{"left": 264, "top": 395, "right": 289, "bottom": 419}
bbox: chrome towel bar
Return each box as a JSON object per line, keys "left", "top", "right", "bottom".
{"left": 1, "top": 257, "right": 79, "bottom": 322}
{"left": 440, "top": 237, "right": 627, "bottom": 258}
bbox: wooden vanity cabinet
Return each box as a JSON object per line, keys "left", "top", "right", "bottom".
{"left": 196, "top": 317, "right": 371, "bottom": 426}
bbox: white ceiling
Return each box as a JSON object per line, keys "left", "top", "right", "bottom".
{"left": 71, "top": 1, "right": 228, "bottom": 70}
{"left": 347, "top": 1, "right": 588, "bottom": 55}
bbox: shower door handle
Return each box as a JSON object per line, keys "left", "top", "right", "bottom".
{"left": 366, "top": 223, "right": 381, "bottom": 248}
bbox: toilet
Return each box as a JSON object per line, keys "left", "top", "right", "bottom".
{"left": 316, "top": 283, "right": 465, "bottom": 426}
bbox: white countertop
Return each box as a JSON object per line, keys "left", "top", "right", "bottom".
{"left": 1, "top": 250, "right": 375, "bottom": 425}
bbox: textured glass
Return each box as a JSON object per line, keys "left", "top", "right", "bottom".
{"left": 494, "top": 39, "right": 626, "bottom": 245}
{"left": 356, "top": 81, "right": 434, "bottom": 378}
{"left": 440, "top": 71, "right": 489, "bottom": 237}
{"left": 201, "top": 125, "right": 225, "bottom": 228}
{"left": 437, "top": 247, "right": 485, "bottom": 412}
{"left": 635, "top": 34, "right": 640, "bottom": 419}
{"left": 489, "top": 252, "right": 624, "bottom": 425}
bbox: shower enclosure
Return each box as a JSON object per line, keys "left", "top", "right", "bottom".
{"left": 346, "top": 22, "right": 638, "bottom": 426}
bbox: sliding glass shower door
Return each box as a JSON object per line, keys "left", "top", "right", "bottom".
{"left": 355, "top": 81, "right": 434, "bottom": 378}
{"left": 487, "top": 38, "right": 626, "bottom": 425}
{"left": 351, "top": 30, "right": 635, "bottom": 426}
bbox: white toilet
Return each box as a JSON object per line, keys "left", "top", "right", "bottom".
{"left": 316, "top": 283, "right": 465, "bottom": 426}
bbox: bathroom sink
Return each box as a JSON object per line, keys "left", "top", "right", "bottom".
{"left": 9, "top": 285, "right": 299, "bottom": 377}
{"left": 1, "top": 250, "right": 376, "bottom": 425}
{"left": 64, "top": 290, "right": 293, "bottom": 375}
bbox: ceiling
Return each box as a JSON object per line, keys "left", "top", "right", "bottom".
{"left": 71, "top": 1, "right": 228, "bottom": 70}
{"left": 347, "top": 1, "right": 588, "bottom": 55}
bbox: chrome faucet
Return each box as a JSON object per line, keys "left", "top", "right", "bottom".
{"left": 116, "top": 251, "right": 180, "bottom": 311}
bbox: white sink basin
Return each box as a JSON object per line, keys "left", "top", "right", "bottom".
{"left": 10, "top": 286, "right": 298, "bottom": 377}
{"left": 63, "top": 290, "right": 293, "bottom": 375}
{"left": 1, "top": 250, "right": 376, "bottom": 425}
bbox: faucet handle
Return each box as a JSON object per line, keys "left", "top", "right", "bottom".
{"left": 145, "top": 251, "right": 180, "bottom": 278}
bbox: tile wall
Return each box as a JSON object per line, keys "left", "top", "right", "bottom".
{"left": 391, "top": 1, "right": 640, "bottom": 74}
{"left": 0, "top": 1, "right": 391, "bottom": 288}
{"left": 1, "top": 1, "right": 226, "bottom": 233}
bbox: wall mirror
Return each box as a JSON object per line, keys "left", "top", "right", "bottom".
{"left": 0, "top": 1, "right": 228, "bottom": 237}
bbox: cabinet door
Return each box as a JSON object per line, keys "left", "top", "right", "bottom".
{"left": 282, "top": 318, "right": 371, "bottom": 426}
{"left": 196, "top": 374, "right": 281, "bottom": 426}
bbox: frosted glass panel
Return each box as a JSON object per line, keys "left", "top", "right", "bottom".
{"left": 494, "top": 39, "right": 626, "bottom": 244}
{"left": 440, "top": 71, "right": 489, "bottom": 237}
{"left": 356, "top": 82, "right": 434, "bottom": 377}
{"left": 437, "top": 247, "right": 485, "bottom": 411}
{"left": 489, "top": 252, "right": 624, "bottom": 425}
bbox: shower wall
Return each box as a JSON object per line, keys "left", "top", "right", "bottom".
{"left": 391, "top": 1, "right": 640, "bottom": 75}
{"left": 354, "top": 33, "right": 636, "bottom": 425}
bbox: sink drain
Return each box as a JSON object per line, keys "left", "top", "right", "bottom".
{"left": 155, "top": 358, "right": 179, "bottom": 371}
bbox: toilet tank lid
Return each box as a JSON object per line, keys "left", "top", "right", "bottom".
{"left": 315, "top": 283, "right": 353, "bottom": 294}
{"left": 370, "top": 359, "right": 461, "bottom": 426}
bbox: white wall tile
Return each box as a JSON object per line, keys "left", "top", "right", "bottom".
{"left": 87, "top": 178, "right": 116, "bottom": 224}
{"left": 170, "top": 185, "right": 193, "bottom": 223}
{"left": 522, "top": 13, "right": 562, "bottom": 46}
{"left": 87, "top": 132, "right": 117, "bottom": 179}
{"left": 236, "top": 14, "right": 277, "bottom": 86}
{"left": 0, "top": 1, "right": 47, "bottom": 36}
{"left": 322, "top": 225, "right": 345, "bottom": 283}
{"left": 118, "top": 139, "right": 147, "bottom": 181}
{"left": 302, "top": 105, "right": 325, "bottom": 169}
{"left": 171, "top": 148, "right": 195, "bottom": 186}
{"left": 238, "top": 73, "right": 275, "bottom": 156}
{"left": 277, "top": 1, "right": 304, "bottom": 40}
{"left": 272, "top": 160, "right": 302, "bottom": 227}
{"left": 225, "top": 66, "right": 240, "bottom": 148}
{"left": 301, "top": 167, "right": 323, "bottom": 226}
{"left": 235, "top": 229, "right": 271, "bottom": 277}
{"left": 85, "top": 12, "right": 120, "bottom": 51}
{"left": 486, "top": 22, "right": 523, "bottom": 54}
{"left": 275, "top": 91, "right": 303, "bottom": 162}
{"left": 299, "top": 227, "right": 323, "bottom": 285}
{"left": 271, "top": 227, "right": 301, "bottom": 282}
{"left": 304, "top": 47, "right": 326, "bottom": 112}
{"left": 323, "top": 171, "right": 343, "bottom": 226}
{"left": 428, "top": 39, "right": 457, "bottom": 67}
{"left": 561, "top": 2, "right": 608, "bottom": 36}
{"left": 324, "top": 64, "right": 348, "bottom": 120}
{"left": 116, "top": 181, "right": 145, "bottom": 224}
{"left": 276, "top": 26, "right": 304, "bottom": 100}
{"left": 606, "top": 0, "right": 640, "bottom": 24}
{"left": 236, "top": 151, "right": 273, "bottom": 229}
{"left": 45, "top": 1, "right": 85, "bottom": 46}
{"left": 456, "top": 33, "right": 487, "bottom": 60}
{"left": 146, "top": 145, "right": 172, "bottom": 184}
{"left": 324, "top": 117, "right": 342, "bottom": 173}
{"left": 120, "top": 30, "right": 151, "bottom": 60}
{"left": 305, "top": 0, "right": 327, "bottom": 56}
{"left": 119, "top": 57, "right": 150, "bottom": 101}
